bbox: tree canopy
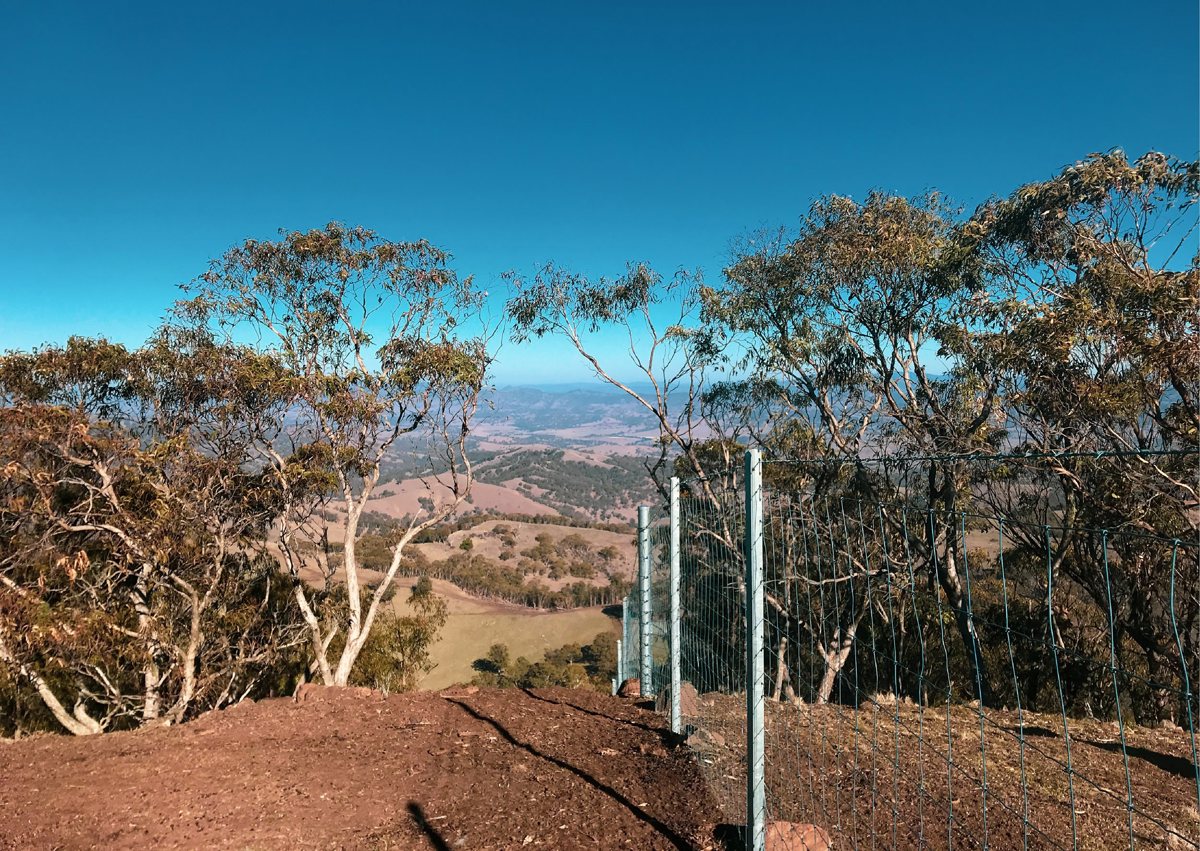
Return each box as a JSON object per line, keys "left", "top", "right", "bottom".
{"left": 0, "top": 223, "right": 490, "bottom": 733}
{"left": 505, "top": 150, "right": 1198, "bottom": 723}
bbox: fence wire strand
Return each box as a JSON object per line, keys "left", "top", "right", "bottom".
{"left": 625, "top": 450, "right": 1200, "bottom": 850}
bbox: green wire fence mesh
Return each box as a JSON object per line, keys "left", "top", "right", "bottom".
{"left": 624, "top": 448, "right": 1199, "bottom": 850}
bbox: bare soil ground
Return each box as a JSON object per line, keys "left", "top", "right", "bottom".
{"left": 687, "top": 694, "right": 1200, "bottom": 850}
{"left": 0, "top": 687, "right": 720, "bottom": 851}
{"left": 5, "top": 683, "right": 1190, "bottom": 850}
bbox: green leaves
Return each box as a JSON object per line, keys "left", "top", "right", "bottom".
{"left": 504, "top": 262, "right": 679, "bottom": 339}
{"left": 0, "top": 337, "right": 136, "bottom": 419}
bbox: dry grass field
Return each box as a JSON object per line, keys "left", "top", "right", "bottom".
{"left": 388, "top": 576, "right": 619, "bottom": 689}
{"left": 369, "top": 479, "right": 560, "bottom": 519}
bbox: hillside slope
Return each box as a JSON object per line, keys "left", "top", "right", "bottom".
{"left": 0, "top": 687, "right": 719, "bottom": 850}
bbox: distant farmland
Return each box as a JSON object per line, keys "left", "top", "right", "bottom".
{"left": 387, "top": 576, "right": 618, "bottom": 689}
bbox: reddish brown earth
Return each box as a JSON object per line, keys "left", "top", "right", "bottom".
{"left": 6, "top": 685, "right": 1192, "bottom": 850}
{"left": 687, "top": 695, "right": 1200, "bottom": 850}
{"left": 0, "top": 687, "right": 721, "bottom": 850}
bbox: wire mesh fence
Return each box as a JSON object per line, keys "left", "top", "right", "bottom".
{"left": 617, "top": 515, "right": 671, "bottom": 697}
{"left": 623, "top": 449, "right": 1200, "bottom": 850}
{"left": 678, "top": 483, "right": 751, "bottom": 826}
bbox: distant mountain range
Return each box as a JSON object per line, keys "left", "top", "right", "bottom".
{"left": 474, "top": 384, "right": 661, "bottom": 449}
{"left": 374, "top": 383, "right": 666, "bottom": 522}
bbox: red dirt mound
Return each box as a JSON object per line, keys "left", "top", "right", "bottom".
{"left": 0, "top": 687, "right": 722, "bottom": 850}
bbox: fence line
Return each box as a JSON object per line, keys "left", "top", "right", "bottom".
{"left": 618, "top": 449, "right": 1200, "bottom": 850}
{"left": 745, "top": 448, "right": 767, "bottom": 851}
{"left": 638, "top": 505, "right": 654, "bottom": 695}
{"left": 670, "top": 475, "right": 683, "bottom": 735}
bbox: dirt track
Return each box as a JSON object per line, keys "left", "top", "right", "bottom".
{"left": 0, "top": 687, "right": 719, "bottom": 850}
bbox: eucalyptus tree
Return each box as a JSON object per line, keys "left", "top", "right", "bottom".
{"left": 504, "top": 259, "right": 888, "bottom": 703}
{"left": 707, "top": 193, "right": 1014, "bottom": 705}
{"left": 504, "top": 262, "right": 781, "bottom": 697}
{"left": 967, "top": 151, "right": 1199, "bottom": 722}
{"left": 0, "top": 338, "right": 306, "bottom": 734}
{"left": 506, "top": 262, "right": 733, "bottom": 503}
{"left": 175, "top": 223, "right": 491, "bottom": 686}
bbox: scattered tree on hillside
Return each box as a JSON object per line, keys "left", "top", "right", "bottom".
{"left": 173, "top": 223, "right": 491, "bottom": 687}
{"left": 473, "top": 449, "right": 657, "bottom": 520}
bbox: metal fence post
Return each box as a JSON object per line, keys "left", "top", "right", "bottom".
{"left": 638, "top": 506, "right": 653, "bottom": 696}
{"left": 615, "top": 639, "right": 623, "bottom": 692}
{"left": 621, "top": 595, "right": 632, "bottom": 687}
{"left": 744, "top": 449, "right": 766, "bottom": 851}
{"left": 669, "top": 476, "right": 682, "bottom": 733}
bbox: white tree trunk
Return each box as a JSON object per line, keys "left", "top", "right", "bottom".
{"left": 816, "top": 619, "right": 862, "bottom": 705}
{"left": 0, "top": 627, "right": 103, "bottom": 736}
{"left": 295, "top": 584, "right": 334, "bottom": 685}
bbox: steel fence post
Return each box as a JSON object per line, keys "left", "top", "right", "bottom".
{"left": 615, "top": 639, "right": 624, "bottom": 690}
{"left": 669, "top": 476, "right": 682, "bottom": 734}
{"left": 745, "top": 449, "right": 766, "bottom": 851}
{"left": 621, "top": 595, "right": 630, "bottom": 684}
{"left": 638, "top": 505, "right": 653, "bottom": 696}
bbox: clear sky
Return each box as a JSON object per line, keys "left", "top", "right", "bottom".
{"left": 1, "top": 1, "right": 1196, "bottom": 384}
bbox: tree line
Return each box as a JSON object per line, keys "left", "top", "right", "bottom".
{"left": 1, "top": 225, "right": 489, "bottom": 734}
{"left": 470, "top": 633, "right": 618, "bottom": 691}
{"left": 474, "top": 449, "right": 655, "bottom": 521}
{"left": 505, "top": 151, "right": 1197, "bottom": 726}
{"left": 2, "top": 152, "right": 1194, "bottom": 735}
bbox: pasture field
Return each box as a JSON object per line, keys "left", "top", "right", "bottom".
{"left": 388, "top": 576, "right": 620, "bottom": 689}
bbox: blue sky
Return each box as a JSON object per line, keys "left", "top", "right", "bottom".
{"left": 1, "top": 1, "right": 1196, "bottom": 384}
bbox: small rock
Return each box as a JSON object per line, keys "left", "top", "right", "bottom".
{"left": 685, "top": 728, "right": 726, "bottom": 750}
{"left": 294, "top": 683, "right": 321, "bottom": 704}
{"left": 439, "top": 685, "right": 480, "bottom": 698}
{"left": 653, "top": 681, "right": 701, "bottom": 716}
{"left": 765, "top": 821, "right": 832, "bottom": 851}
{"left": 617, "top": 678, "right": 641, "bottom": 698}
